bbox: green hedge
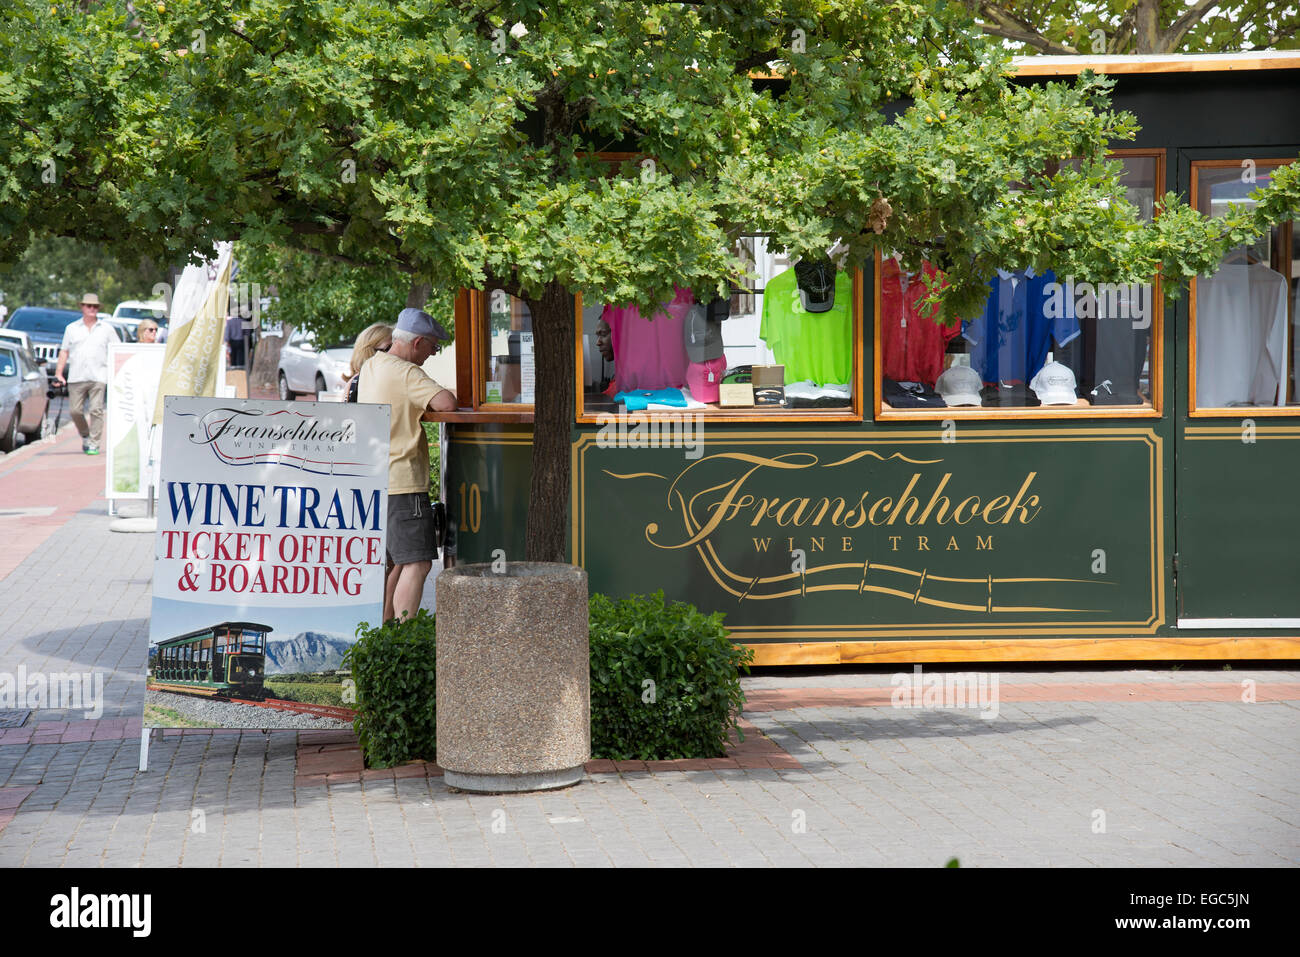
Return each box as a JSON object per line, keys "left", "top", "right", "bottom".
{"left": 346, "top": 593, "right": 751, "bottom": 767}
{"left": 589, "top": 591, "right": 752, "bottom": 761}
{"left": 343, "top": 610, "right": 437, "bottom": 769}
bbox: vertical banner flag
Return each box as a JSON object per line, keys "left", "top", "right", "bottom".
{"left": 153, "top": 242, "right": 234, "bottom": 425}
{"left": 105, "top": 342, "right": 165, "bottom": 499}
{"left": 147, "top": 396, "right": 391, "bottom": 729}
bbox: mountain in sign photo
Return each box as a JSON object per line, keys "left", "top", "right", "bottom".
{"left": 264, "top": 632, "right": 355, "bottom": 674}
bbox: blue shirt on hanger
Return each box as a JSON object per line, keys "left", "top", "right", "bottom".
{"left": 962, "top": 269, "right": 1078, "bottom": 385}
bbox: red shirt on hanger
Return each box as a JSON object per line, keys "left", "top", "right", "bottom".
{"left": 879, "top": 258, "right": 961, "bottom": 387}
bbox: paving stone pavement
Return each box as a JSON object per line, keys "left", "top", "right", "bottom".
{"left": 1, "top": 433, "right": 1298, "bottom": 866}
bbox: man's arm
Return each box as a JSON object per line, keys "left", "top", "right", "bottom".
{"left": 54, "top": 348, "right": 69, "bottom": 385}
{"left": 421, "top": 388, "right": 458, "bottom": 419}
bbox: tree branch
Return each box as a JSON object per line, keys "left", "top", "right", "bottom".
{"left": 1161, "top": 0, "right": 1225, "bottom": 52}
{"left": 1109, "top": 6, "right": 1137, "bottom": 53}
{"left": 228, "top": 26, "right": 265, "bottom": 55}
{"left": 972, "top": 3, "right": 1080, "bottom": 55}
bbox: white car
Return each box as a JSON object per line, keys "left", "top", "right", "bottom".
{"left": 0, "top": 329, "right": 39, "bottom": 363}
{"left": 111, "top": 300, "right": 169, "bottom": 340}
{"left": 277, "top": 328, "right": 353, "bottom": 399}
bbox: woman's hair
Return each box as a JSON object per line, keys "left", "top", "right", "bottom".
{"left": 137, "top": 319, "right": 159, "bottom": 335}
{"left": 348, "top": 322, "right": 394, "bottom": 378}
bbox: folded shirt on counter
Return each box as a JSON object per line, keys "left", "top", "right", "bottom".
{"left": 614, "top": 387, "right": 692, "bottom": 411}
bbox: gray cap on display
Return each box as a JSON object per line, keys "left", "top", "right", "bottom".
{"left": 396, "top": 307, "right": 451, "bottom": 341}
{"left": 935, "top": 365, "right": 983, "bottom": 406}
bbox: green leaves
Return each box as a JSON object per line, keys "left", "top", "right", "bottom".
{"left": 589, "top": 590, "right": 753, "bottom": 761}
{"left": 345, "top": 609, "right": 438, "bottom": 769}
{"left": 3, "top": 1, "right": 1296, "bottom": 345}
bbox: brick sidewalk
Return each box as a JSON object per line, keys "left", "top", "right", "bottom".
{"left": 0, "top": 425, "right": 106, "bottom": 583}
{"left": 1, "top": 431, "right": 1298, "bottom": 866}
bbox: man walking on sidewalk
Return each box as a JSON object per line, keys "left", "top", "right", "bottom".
{"left": 53, "top": 293, "right": 120, "bottom": 455}
{"left": 359, "top": 307, "right": 456, "bottom": 621}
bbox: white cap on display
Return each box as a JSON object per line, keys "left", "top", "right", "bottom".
{"left": 1030, "top": 361, "right": 1079, "bottom": 405}
{"left": 935, "top": 365, "right": 983, "bottom": 406}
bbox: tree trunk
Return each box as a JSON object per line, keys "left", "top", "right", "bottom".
{"left": 250, "top": 321, "right": 290, "bottom": 395}
{"left": 406, "top": 280, "right": 431, "bottom": 310}
{"left": 1135, "top": 0, "right": 1160, "bottom": 53}
{"left": 521, "top": 280, "right": 575, "bottom": 563}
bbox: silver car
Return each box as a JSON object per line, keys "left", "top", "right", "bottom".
{"left": 0, "top": 343, "right": 49, "bottom": 452}
{"left": 276, "top": 329, "right": 353, "bottom": 400}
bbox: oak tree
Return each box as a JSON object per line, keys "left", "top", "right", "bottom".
{"left": 3, "top": 1, "right": 1296, "bottom": 562}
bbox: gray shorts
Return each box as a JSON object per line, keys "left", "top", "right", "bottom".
{"left": 387, "top": 492, "right": 437, "bottom": 565}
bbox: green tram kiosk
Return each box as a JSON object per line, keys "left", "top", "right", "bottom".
{"left": 443, "top": 52, "right": 1300, "bottom": 666}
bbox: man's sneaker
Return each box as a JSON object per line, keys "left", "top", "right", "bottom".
{"left": 85, "top": 445, "right": 100, "bottom": 456}
{"left": 81, "top": 438, "right": 91, "bottom": 452}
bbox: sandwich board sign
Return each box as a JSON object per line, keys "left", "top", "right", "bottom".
{"left": 143, "top": 396, "right": 390, "bottom": 751}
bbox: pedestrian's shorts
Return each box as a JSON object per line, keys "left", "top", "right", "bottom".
{"left": 387, "top": 492, "right": 437, "bottom": 565}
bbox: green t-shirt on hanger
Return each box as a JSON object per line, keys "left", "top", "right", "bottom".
{"left": 760, "top": 266, "right": 852, "bottom": 386}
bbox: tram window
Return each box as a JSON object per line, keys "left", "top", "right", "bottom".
{"left": 876, "top": 152, "right": 1162, "bottom": 418}
{"left": 1191, "top": 160, "right": 1297, "bottom": 412}
{"left": 482, "top": 290, "right": 535, "bottom": 407}
{"left": 579, "top": 234, "right": 860, "bottom": 420}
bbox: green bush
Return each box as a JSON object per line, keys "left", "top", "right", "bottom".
{"left": 343, "top": 594, "right": 751, "bottom": 768}
{"left": 343, "top": 611, "right": 437, "bottom": 769}
{"left": 589, "top": 591, "right": 753, "bottom": 761}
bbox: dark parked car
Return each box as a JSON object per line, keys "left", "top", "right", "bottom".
{"left": 0, "top": 342, "right": 49, "bottom": 452}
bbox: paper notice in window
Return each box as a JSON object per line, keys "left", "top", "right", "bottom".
{"left": 520, "top": 332, "right": 535, "bottom": 404}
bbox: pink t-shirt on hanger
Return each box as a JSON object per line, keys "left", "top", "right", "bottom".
{"left": 602, "top": 286, "right": 694, "bottom": 391}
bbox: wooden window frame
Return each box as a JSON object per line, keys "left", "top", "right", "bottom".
{"left": 1188, "top": 157, "right": 1298, "bottom": 418}
{"left": 874, "top": 147, "right": 1167, "bottom": 422}
{"left": 448, "top": 288, "right": 535, "bottom": 424}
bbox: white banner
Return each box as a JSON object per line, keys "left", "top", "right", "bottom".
{"left": 105, "top": 343, "right": 165, "bottom": 499}
{"left": 153, "top": 243, "right": 233, "bottom": 424}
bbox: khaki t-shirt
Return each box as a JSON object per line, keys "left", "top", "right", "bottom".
{"left": 358, "top": 351, "right": 449, "bottom": 494}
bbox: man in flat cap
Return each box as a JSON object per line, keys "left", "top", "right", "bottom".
{"left": 359, "top": 307, "right": 457, "bottom": 621}
{"left": 53, "top": 293, "right": 120, "bottom": 455}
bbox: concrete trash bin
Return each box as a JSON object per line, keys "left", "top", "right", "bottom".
{"left": 436, "top": 562, "right": 590, "bottom": 792}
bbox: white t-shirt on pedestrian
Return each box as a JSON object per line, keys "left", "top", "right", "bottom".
{"left": 61, "top": 318, "right": 121, "bottom": 383}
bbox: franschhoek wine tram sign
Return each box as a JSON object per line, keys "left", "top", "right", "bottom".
{"left": 444, "top": 54, "right": 1300, "bottom": 665}
{"left": 144, "top": 397, "right": 391, "bottom": 739}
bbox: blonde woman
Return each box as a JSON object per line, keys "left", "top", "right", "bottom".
{"left": 346, "top": 322, "right": 394, "bottom": 402}
{"left": 136, "top": 319, "right": 160, "bottom": 344}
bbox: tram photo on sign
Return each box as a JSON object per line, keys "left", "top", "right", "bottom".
{"left": 146, "top": 396, "right": 390, "bottom": 730}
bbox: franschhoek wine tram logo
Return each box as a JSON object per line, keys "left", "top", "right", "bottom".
{"left": 606, "top": 449, "right": 1114, "bottom": 613}
{"left": 178, "top": 406, "right": 362, "bottom": 474}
